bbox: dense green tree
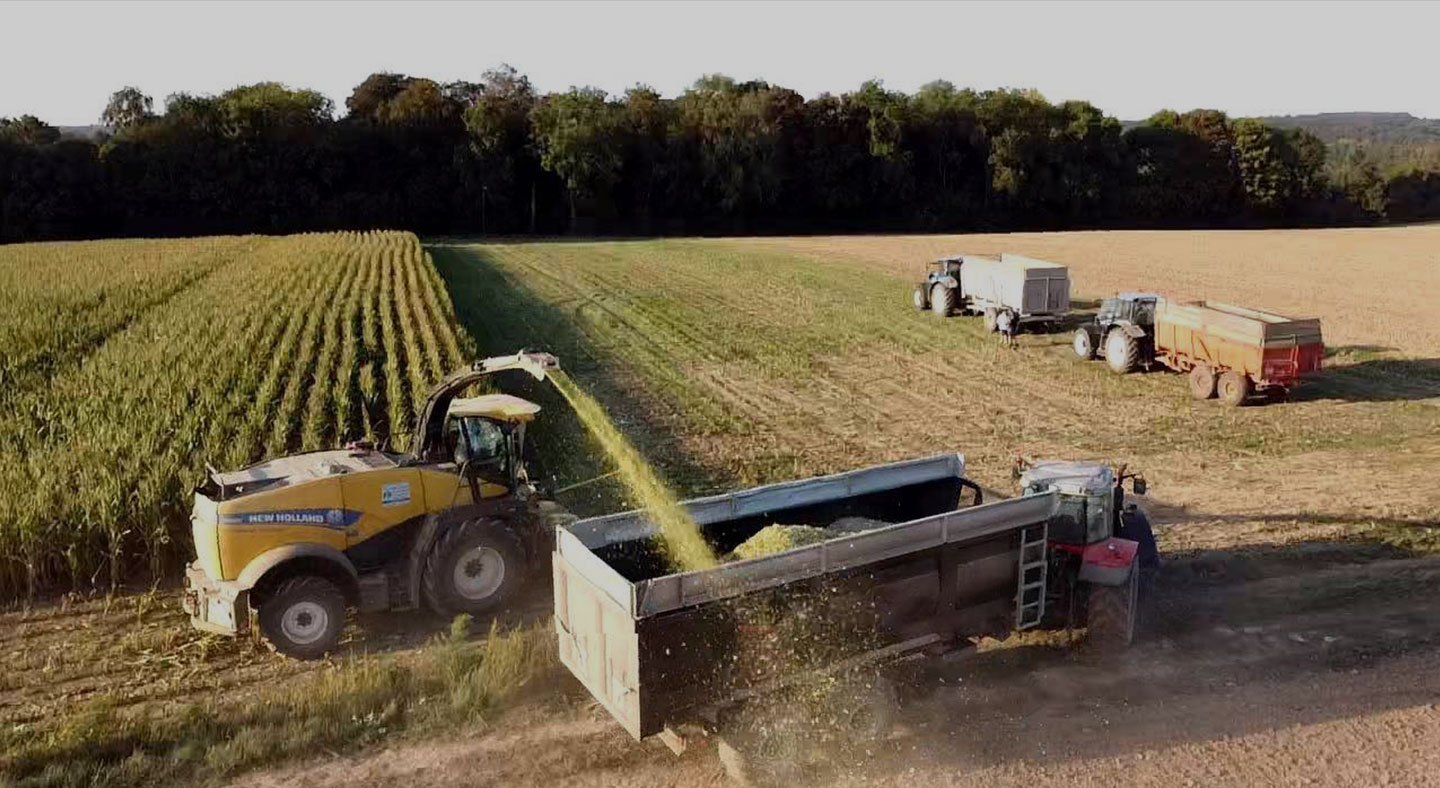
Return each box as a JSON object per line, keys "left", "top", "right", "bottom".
{"left": 101, "top": 87, "right": 154, "bottom": 130}
{"left": 531, "top": 87, "right": 626, "bottom": 229}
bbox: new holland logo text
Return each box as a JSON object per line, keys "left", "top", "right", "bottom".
{"left": 219, "top": 509, "right": 362, "bottom": 529}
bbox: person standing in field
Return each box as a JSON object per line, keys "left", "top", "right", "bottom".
{"left": 997, "top": 309, "right": 1017, "bottom": 349}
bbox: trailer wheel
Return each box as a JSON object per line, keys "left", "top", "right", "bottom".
{"left": 930, "top": 285, "right": 953, "bottom": 317}
{"left": 1105, "top": 329, "right": 1138, "bottom": 374}
{"left": 983, "top": 308, "right": 998, "bottom": 332}
{"left": 912, "top": 285, "right": 928, "bottom": 311}
{"left": 256, "top": 575, "right": 347, "bottom": 660}
{"left": 1072, "top": 328, "right": 1096, "bottom": 360}
{"left": 1218, "top": 371, "right": 1251, "bottom": 407}
{"left": 1188, "top": 365, "right": 1217, "bottom": 399}
{"left": 423, "top": 518, "right": 526, "bottom": 616}
{"left": 1086, "top": 567, "right": 1138, "bottom": 652}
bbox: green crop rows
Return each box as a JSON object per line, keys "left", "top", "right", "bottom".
{"left": 0, "top": 231, "right": 471, "bottom": 599}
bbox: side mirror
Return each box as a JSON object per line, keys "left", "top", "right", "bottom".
{"left": 1132, "top": 477, "right": 1147, "bottom": 495}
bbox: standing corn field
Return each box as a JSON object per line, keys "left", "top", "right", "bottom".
{"left": 0, "top": 231, "right": 472, "bottom": 600}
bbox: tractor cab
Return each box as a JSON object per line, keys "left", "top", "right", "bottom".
{"left": 929, "top": 256, "right": 964, "bottom": 278}
{"left": 1019, "top": 459, "right": 1158, "bottom": 578}
{"left": 1019, "top": 460, "right": 1147, "bottom": 547}
{"left": 1097, "top": 293, "right": 1159, "bottom": 328}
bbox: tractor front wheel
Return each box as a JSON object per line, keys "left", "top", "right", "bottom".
{"left": 423, "top": 518, "right": 527, "bottom": 616}
{"left": 1072, "top": 328, "right": 1096, "bottom": 360}
{"left": 256, "top": 576, "right": 347, "bottom": 660}
{"left": 1188, "top": 365, "right": 1217, "bottom": 399}
{"left": 912, "top": 285, "right": 927, "bottom": 311}
{"left": 1086, "top": 567, "right": 1139, "bottom": 652}
{"left": 1105, "top": 329, "right": 1138, "bottom": 374}
{"left": 1218, "top": 371, "right": 1251, "bottom": 407}
{"left": 930, "top": 285, "right": 954, "bottom": 317}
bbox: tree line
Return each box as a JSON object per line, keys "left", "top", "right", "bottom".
{"left": 3, "top": 67, "right": 1439, "bottom": 244}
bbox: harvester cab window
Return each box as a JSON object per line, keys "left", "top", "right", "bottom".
{"left": 455, "top": 417, "right": 510, "bottom": 484}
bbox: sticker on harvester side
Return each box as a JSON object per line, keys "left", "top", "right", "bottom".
{"left": 382, "top": 482, "right": 411, "bottom": 507}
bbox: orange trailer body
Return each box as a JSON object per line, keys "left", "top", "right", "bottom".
{"left": 1154, "top": 301, "right": 1323, "bottom": 389}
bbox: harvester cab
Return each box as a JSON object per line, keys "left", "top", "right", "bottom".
{"left": 183, "top": 351, "right": 573, "bottom": 659}
{"left": 1073, "top": 292, "right": 1160, "bottom": 373}
{"left": 1018, "top": 459, "right": 1159, "bottom": 647}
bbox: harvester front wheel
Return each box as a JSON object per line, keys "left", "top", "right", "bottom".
{"left": 257, "top": 575, "right": 347, "bottom": 660}
{"left": 1086, "top": 567, "right": 1139, "bottom": 652}
{"left": 1072, "top": 328, "right": 1096, "bottom": 360}
{"left": 983, "top": 308, "right": 998, "bottom": 332}
{"left": 1218, "top": 371, "right": 1251, "bottom": 407}
{"left": 1188, "top": 365, "right": 1217, "bottom": 399}
{"left": 1105, "top": 329, "right": 1138, "bottom": 374}
{"left": 424, "top": 518, "right": 526, "bottom": 616}
{"left": 930, "top": 285, "right": 953, "bottom": 317}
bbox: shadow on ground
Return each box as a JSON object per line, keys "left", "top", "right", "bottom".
{"left": 849, "top": 533, "right": 1440, "bottom": 782}
{"left": 427, "top": 242, "right": 735, "bottom": 517}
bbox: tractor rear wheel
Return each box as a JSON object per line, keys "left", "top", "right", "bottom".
{"left": 983, "top": 308, "right": 998, "bottom": 332}
{"left": 1188, "top": 365, "right": 1217, "bottom": 399}
{"left": 716, "top": 700, "right": 807, "bottom": 787}
{"left": 257, "top": 575, "right": 347, "bottom": 660}
{"left": 1105, "top": 329, "right": 1138, "bottom": 374}
{"left": 1218, "top": 371, "right": 1251, "bottom": 407}
{"left": 930, "top": 285, "right": 953, "bottom": 317}
{"left": 1086, "top": 567, "right": 1138, "bottom": 652}
{"left": 1072, "top": 328, "right": 1095, "bottom": 360}
{"left": 423, "top": 518, "right": 526, "bottom": 616}
{"left": 912, "top": 285, "right": 927, "bottom": 311}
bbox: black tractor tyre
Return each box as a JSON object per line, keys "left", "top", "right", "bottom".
{"left": 423, "top": 518, "right": 527, "bottom": 617}
{"left": 256, "top": 575, "right": 347, "bottom": 660}
{"left": 1105, "top": 329, "right": 1139, "bottom": 374}
{"left": 1086, "top": 567, "right": 1139, "bottom": 653}
{"left": 829, "top": 675, "right": 899, "bottom": 746}
{"left": 1188, "top": 365, "right": 1217, "bottom": 399}
{"left": 1073, "top": 328, "right": 1096, "bottom": 360}
{"left": 930, "top": 285, "right": 954, "bottom": 317}
{"left": 1218, "top": 371, "right": 1251, "bottom": 407}
{"left": 716, "top": 704, "right": 807, "bottom": 787}
{"left": 983, "top": 308, "right": 999, "bottom": 332}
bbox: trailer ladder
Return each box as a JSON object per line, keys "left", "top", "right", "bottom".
{"left": 1015, "top": 522, "right": 1048, "bottom": 630}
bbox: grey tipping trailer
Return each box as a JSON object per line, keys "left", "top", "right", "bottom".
{"left": 552, "top": 453, "right": 1058, "bottom": 742}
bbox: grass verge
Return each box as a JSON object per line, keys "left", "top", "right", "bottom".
{"left": 0, "top": 616, "right": 555, "bottom": 788}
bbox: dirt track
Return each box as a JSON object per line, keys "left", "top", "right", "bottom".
{"left": 234, "top": 441, "right": 1440, "bottom": 787}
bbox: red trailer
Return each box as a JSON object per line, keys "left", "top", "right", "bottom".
{"left": 1154, "top": 301, "right": 1324, "bottom": 405}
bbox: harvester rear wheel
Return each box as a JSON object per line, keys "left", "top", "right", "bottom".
{"left": 423, "top": 518, "right": 526, "bottom": 616}
{"left": 1105, "top": 329, "right": 1138, "bottom": 374}
{"left": 1188, "top": 365, "right": 1217, "bottom": 399}
{"left": 1218, "top": 371, "right": 1251, "bottom": 407}
{"left": 1072, "top": 328, "right": 1095, "bottom": 360}
{"left": 1086, "top": 567, "right": 1138, "bottom": 652}
{"left": 930, "top": 285, "right": 953, "bottom": 317}
{"left": 257, "top": 575, "right": 347, "bottom": 660}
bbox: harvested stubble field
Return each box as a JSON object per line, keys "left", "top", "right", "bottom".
{"left": 3, "top": 227, "right": 1439, "bottom": 788}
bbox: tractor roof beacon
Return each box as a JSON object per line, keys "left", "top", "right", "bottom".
{"left": 183, "top": 351, "right": 573, "bottom": 659}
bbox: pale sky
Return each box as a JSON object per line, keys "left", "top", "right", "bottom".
{"left": 3, "top": 0, "right": 1437, "bottom": 126}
